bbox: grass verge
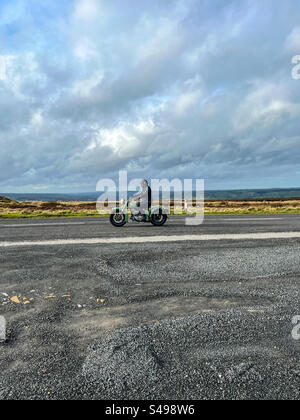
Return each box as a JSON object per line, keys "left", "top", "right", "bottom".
{"left": 0, "top": 212, "right": 105, "bottom": 219}
{"left": 1, "top": 209, "right": 300, "bottom": 219}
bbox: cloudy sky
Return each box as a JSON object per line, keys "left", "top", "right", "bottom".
{"left": 0, "top": 0, "right": 300, "bottom": 192}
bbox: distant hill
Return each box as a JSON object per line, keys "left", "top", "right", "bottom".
{"left": 0, "top": 196, "right": 17, "bottom": 204}
{"left": 0, "top": 188, "right": 300, "bottom": 202}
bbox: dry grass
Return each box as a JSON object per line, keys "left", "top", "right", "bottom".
{"left": 204, "top": 198, "right": 300, "bottom": 214}
{"left": 0, "top": 198, "right": 100, "bottom": 218}
{"left": 0, "top": 196, "right": 300, "bottom": 219}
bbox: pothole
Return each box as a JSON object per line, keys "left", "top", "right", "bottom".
{"left": 70, "top": 295, "right": 269, "bottom": 340}
{"left": 83, "top": 328, "right": 163, "bottom": 390}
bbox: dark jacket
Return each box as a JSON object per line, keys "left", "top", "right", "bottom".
{"left": 132, "top": 185, "right": 152, "bottom": 210}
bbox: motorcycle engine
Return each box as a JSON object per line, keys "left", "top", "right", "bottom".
{"left": 133, "top": 214, "right": 145, "bottom": 222}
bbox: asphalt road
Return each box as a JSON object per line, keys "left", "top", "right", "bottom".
{"left": 0, "top": 214, "right": 300, "bottom": 400}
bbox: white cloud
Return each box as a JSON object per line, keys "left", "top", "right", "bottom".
{"left": 1, "top": 0, "right": 300, "bottom": 191}
{"left": 91, "top": 119, "right": 155, "bottom": 158}
{"left": 31, "top": 110, "right": 44, "bottom": 127}
{"left": 73, "top": 0, "right": 101, "bottom": 22}
{"left": 0, "top": 53, "right": 44, "bottom": 99}
{"left": 0, "top": 55, "right": 15, "bottom": 81}
{"left": 72, "top": 71, "right": 104, "bottom": 96}
{"left": 285, "top": 27, "right": 300, "bottom": 52}
{"left": 174, "top": 90, "right": 203, "bottom": 116}
{"left": 74, "top": 38, "right": 98, "bottom": 61}
{"left": 233, "top": 81, "right": 300, "bottom": 132}
{"left": 0, "top": 57, "right": 7, "bottom": 80}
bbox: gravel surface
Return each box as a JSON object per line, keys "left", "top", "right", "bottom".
{"left": 0, "top": 216, "right": 300, "bottom": 400}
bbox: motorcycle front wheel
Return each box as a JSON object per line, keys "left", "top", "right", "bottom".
{"left": 150, "top": 213, "right": 168, "bottom": 226}
{"left": 110, "top": 213, "right": 127, "bottom": 227}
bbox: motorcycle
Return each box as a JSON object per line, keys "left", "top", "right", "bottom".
{"left": 109, "top": 199, "right": 168, "bottom": 227}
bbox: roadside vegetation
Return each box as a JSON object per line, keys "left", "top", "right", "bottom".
{"left": 1, "top": 196, "right": 300, "bottom": 219}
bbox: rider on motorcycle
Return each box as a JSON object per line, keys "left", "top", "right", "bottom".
{"left": 130, "top": 179, "right": 152, "bottom": 217}
{"left": 110, "top": 178, "right": 167, "bottom": 227}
